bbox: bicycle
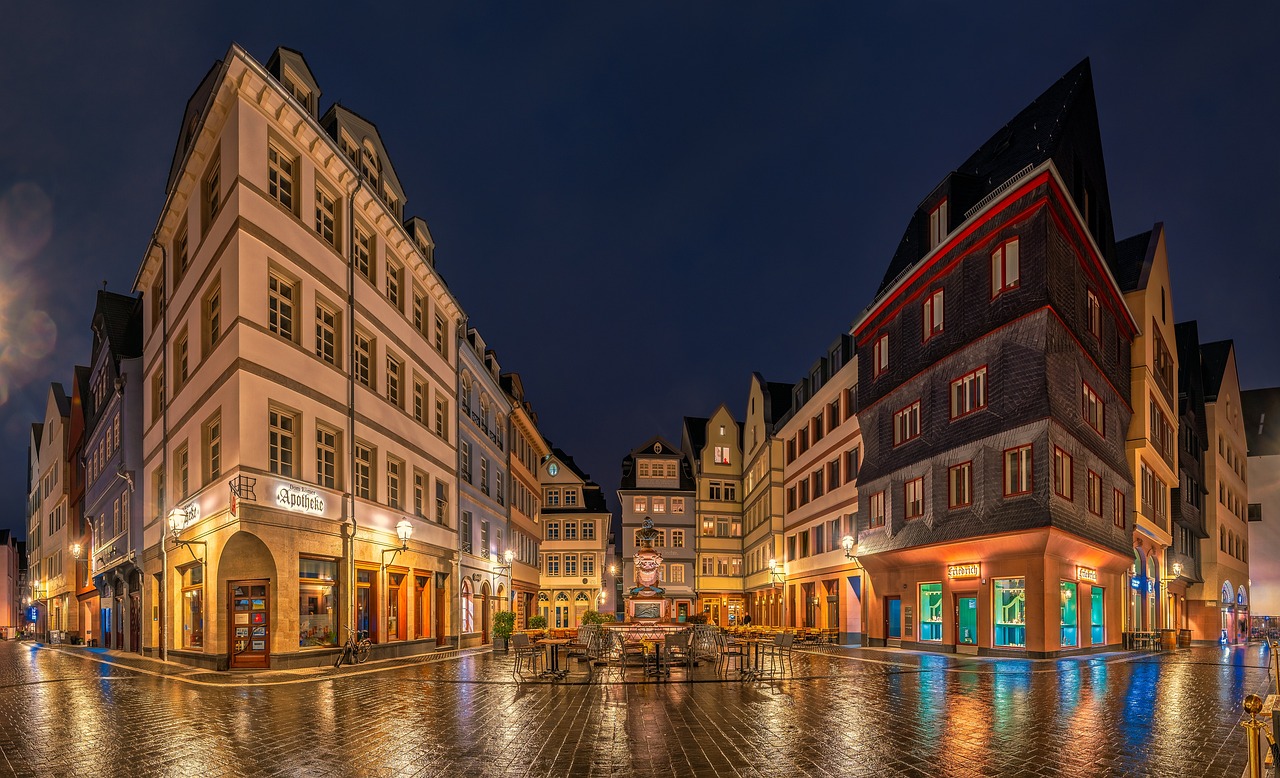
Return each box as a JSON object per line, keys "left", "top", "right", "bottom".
{"left": 334, "top": 626, "right": 371, "bottom": 668}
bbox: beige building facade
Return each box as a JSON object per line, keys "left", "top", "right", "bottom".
{"left": 741, "top": 375, "right": 792, "bottom": 626}
{"left": 685, "top": 408, "right": 745, "bottom": 625}
{"left": 538, "top": 450, "right": 612, "bottom": 627}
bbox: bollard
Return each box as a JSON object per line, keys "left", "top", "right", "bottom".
{"left": 1272, "top": 639, "right": 1280, "bottom": 692}
{"left": 1242, "top": 694, "right": 1266, "bottom": 778}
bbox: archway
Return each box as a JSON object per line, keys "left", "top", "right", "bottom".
{"left": 1221, "top": 580, "right": 1235, "bottom": 643}
{"left": 480, "top": 581, "right": 491, "bottom": 644}
{"left": 461, "top": 579, "right": 474, "bottom": 634}
{"left": 218, "top": 531, "right": 279, "bottom": 669}
{"left": 1145, "top": 554, "right": 1159, "bottom": 632}
{"left": 1238, "top": 585, "right": 1250, "bottom": 644}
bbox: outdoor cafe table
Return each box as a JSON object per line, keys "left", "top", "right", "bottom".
{"left": 537, "top": 638, "right": 571, "bottom": 679}
{"left": 737, "top": 637, "right": 775, "bottom": 680}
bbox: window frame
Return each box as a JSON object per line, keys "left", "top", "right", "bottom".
{"left": 904, "top": 477, "right": 924, "bottom": 520}
{"left": 948, "top": 461, "right": 972, "bottom": 509}
{"left": 990, "top": 237, "right": 1020, "bottom": 298}
{"left": 893, "top": 401, "right": 922, "bottom": 446}
{"left": 949, "top": 366, "right": 988, "bottom": 420}
{"left": 922, "top": 288, "right": 944, "bottom": 340}
{"left": 1003, "top": 444, "right": 1033, "bottom": 497}
{"left": 1053, "top": 446, "right": 1073, "bottom": 501}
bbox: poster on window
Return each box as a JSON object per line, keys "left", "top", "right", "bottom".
{"left": 251, "top": 640, "right": 265, "bottom": 651}
{"left": 235, "top": 627, "right": 249, "bottom": 638}
{"left": 251, "top": 599, "right": 265, "bottom": 610}
{"left": 251, "top": 612, "right": 266, "bottom": 625}
{"left": 252, "top": 626, "right": 266, "bottom": 637}
{"left": 235, "top": 599, "right": 250, "bottom": 611}
{"left": 235, "top": 613, "right": 249, "bottom": 625}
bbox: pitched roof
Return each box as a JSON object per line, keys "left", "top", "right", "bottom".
{"left": 1200, "top": 340, "right": 1234, "bottom": 402}
{"left": 92, "top": 291, "right": 143, "bottom": 362}
{"left": 1242, "top": 388, "right": 1280, "bottom": 457}
{"left": 619, "top": 436, "right": 694, "bottom": 491}
{"left": 765, "top": 380, "right": 795, "bottom": 429}
{"left": 682, "top": 416, "right": 709, "bottom": 457}
{"left": 1175, "top": 320, "right": 1208, "bottom": 442}
{"left": 876, "top": 59, "right": 1105, "bottom": 296}
{"left": 551, "top": 448, "right": 591, "bottom": 483}
{"left": 1112, "top": 229, "right": 1155, "bottom": 292}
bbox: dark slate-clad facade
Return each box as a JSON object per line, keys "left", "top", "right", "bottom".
{"left": 852, "top": 60, "right": 1137, "bottom": 658}
{"left": 1172, "top": 321, "right": 1209, "bottom": 594}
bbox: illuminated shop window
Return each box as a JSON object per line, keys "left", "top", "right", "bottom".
{"left": 994, "top": 578, "right": 1026, "bottom": 647}
{"left": 920, "top": 583, "right": 943, "bottom": 641}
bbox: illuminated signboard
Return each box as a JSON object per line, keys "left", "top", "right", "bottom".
{"left": 1077, "top": 567, "right": 1098, "bottom": 583}
{"left": 26, "top": 607, "right": 37, "bottom": 623}
{"left": 276, "top": 482, "right": 326, "bottom": 515}
{"left": 947, "top": 563, "right": 981, "bottom": 579}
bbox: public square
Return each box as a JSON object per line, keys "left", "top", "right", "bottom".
{"left": 0, "top": 639, "right": 1265, "bottom": 777}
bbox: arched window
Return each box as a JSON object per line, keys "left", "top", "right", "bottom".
{"left": 460, "top": 372, "right": 472, "bottom": 410}
{"left": 461, "top": 579, "right": 474, "bottom": 633}
{"left": 1221, "top": 581, "right": 1234, "bottom": 604}
{"left": 480, "top": 394, "right": 490, "bottom": 428}
{"left": 1238, "top": 586, "right": 1249, "bottom": 607}
{"left": 361, "top": 141, "right": 380, "bottom": 189}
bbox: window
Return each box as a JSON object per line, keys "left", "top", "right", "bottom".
{"left": 874, "top": 334, "right": 889, "bottom": 377}
{"left": 387, "top": 458, "right": 403, "bottom": 509}
{"left": 563, "top": 489, "right": 577, "bottom": 507}
{"left": 1082, "top": 383, "right": 1105, "bottom": 436}
{"left": 181, "top": 564, "right": 204, "bottom": 649}
{"left": 545, "top": 554, "right": 560, "bottom": 576}
{"left": 991, "top": 237, "right": 1020, "bottom": 296}
{"left": 435, "top": 397, "right": 449, "bottom": 439}
{"left": 386, "top": 260, "right": 402, "bottom": 309}
{"left": 354, "top": 443, "right": 373, "bottom": 501}
{"left": 299, "top": 558, "right": 338, "bottom": 648}
{"left": 708, "top": 482, "right": 722, "bottom": 500}
{"left": 1141, "top": 463, "right": 1167, "bottom": 520}
{"left": 316, "top": 425, "right": 339, "bottom": 489}
{"left": 845, "top": 447, "right": 859, "bottom": 482}
{"left": 175, "top": 442, "right": 190, "bottom": 501}
{"left": 1053, "top": 447, "right": 1073, "bottom": 500}
{"left": 268, "top": 273, "right": 295, "bottom": 342}
{"left": 267, "top": 144, "right": 295, "bottom": 212}
{"left": 460, "top": 440, "right": 472, "bottom": 483}
{"left": 714, "top": 446, "right": 730, "bottom": 465}
{"left": 994, "top": 578, "right": 1026, "bottom": 647}
{"left": 174, "top": 228, "right": 189, "bottom": 286}
{"left": 315, "top": 184, "right": 337, "bottom": 247}
{"left": 929, "top": 199, "right": 948, "bottom": 249}
{"left": 950, "top": 367, "right": 987, "bottom": 419}
{"left": 1087, "top": 291, "right": 1101, "bottom": 339}
{"left": 893, "top": 402, "right": 921, "bottom": 446}
{"left": 731, "top": 516, "right": 742, "bottom": 537}
{"left": 564, "top": 554, "right": 577, "bottom": 576}
{"left": 353, "top": 227, "right": 373, "bottom": 281}
{"left": 480, "top": 521, "right": 491, "bottom": 559}
{"left": 1004, "top": 444, "right": 1032, "bottom": 496}
{"left": 671, "top": 497, "right": 685, "bottom": 513}
{"left": 920, "top": 583, "right": 943, "bottom": 641}
{"left": 411, "top": 378, "right": 428, "bottom": 424}
{"left": 434, "top": 313, "right": 448, "bottom": 359}
{"left": 460, "top": 512, "right": 474, "bottom": 554}
{"left": 205, "top": 158, "right": 221, "bottom": 225}
{"left": 174, "top": 329, "right": 189, "bottom": 392}
{"left": 203, "top": 283, "right": 221, "bottom": 354}
{"left": 386, "top": 354, "right": 402, "bottom": 408}
{"left": 1153, "top": 328, "right": 1174, "bottom": 392}
{"left": 922, "top": 289, "right": 944, "bottom": 339}
{"left": 904, "top": 478, "right": 924, "bottom": 519}
{"left": 1113, "top": 489, "right": 1125, "bottom": 529}
{"left": 435, "top": 481, "right": 448, "bottom": 524}
{"left": 948, "top": 462, "right": 972, "bottom": 508}
{"left": 633, "top": 496, "right": 647, "bottom": 512}
{"left": 671, "top": 529, "right": 683, "bottom": 548}
{"left": 1150, "top": 396, "right": 1174, "bottom": 461}
{"left": 203, "top": 414, "right": 221, "bottom": 484}
{"left": 314, "top": 301, "right": 339, "bottom": 366}
{"left": 582, "top": 555, "right": 595, "bottom": 577}
{"left": 670, "top": 564, "right": 684, "bottom": 584}
{"left": 354, "top": 331, "right": 373, "bottom": 388}
{"left": 869, "top": 492, "right": 886, "bottom": 528}
{"left": 268, "top": 408, "right": 296, "bottom": 478}
{"left": 651, "top": 496, "right": 666, "bottom": 513}
{"left": 546, "top": 488, "right": 561, "bottom": 507}
{"left": 1087, "top": 471, "right": 1102, "bottom": 516}
{"left": 828, "top": 459, "right": 841, "bottom": 490}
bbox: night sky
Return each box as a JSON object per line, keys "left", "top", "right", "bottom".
{"left": 2, "top": 4, "right": 1278, "bottom": 539}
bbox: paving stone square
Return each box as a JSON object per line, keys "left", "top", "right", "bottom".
{"left": 0, "top": 640, "right": 1267, "bottom": 777}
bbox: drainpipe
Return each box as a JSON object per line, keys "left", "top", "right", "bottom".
{"left": 345, "top": 179, "right": 360, "bottom": 639}
{"left": 149, "top": 238, "right": 169, "bottom": 663}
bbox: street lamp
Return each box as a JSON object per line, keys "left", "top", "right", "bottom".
{"left": 382, "top": 519, "right": 413, "bottom": 568}
{"left": 491, "top": 549, "right": 514, "bottom": 611}
{"left": 841, "top": 535, "right": 855, "bottom": 560}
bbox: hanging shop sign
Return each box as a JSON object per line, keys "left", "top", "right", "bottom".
{"left": 947, "top": 563, "right": 981, "bottom": 579}
{"left": 275, "top": 482, "right": 326, "bottom": 515}
{"left": 1077, "top": 567, "right": 1098, "bottom": 583}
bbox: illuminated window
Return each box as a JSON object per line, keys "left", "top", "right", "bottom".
{"left": 1053, "top": 447, "right": 1073, "bottom": 501}
{"left": 1004, "top": 444, "right": 1032, "bottom": 496}
{"left": 904, "top": 478, "right": 924, "bottom": 519}
{"left": 874, "top": 334, "right": 889, "bottom": 377}
{"left": 950, "top": 367, "right": 987, "bottom": 419}
{"left": 922, "top": 289, "right": 944, "bottom": 339}
{"left": 929, "top": 199, "right": 948, "bottom": 249}
{"left": 948, "top": 462, "right": 972, "bottom": 508}
{"left": 1082, "top": 382, "right": 1105, "bottom": 436}
{"left": 893, "top": 401, "right": 921, "bottom": 446}
{"left": 991, "top": 238, "right": 1020, "bottom": 297}
{"left": 869, "top": 491, "right": 886, "bottom": 528}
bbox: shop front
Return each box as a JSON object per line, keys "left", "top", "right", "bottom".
{"left": 860, "top": 529, "right": 1126, "bottom": 658}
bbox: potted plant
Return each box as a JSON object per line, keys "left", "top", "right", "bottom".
{"left": 493, "top": 610, "right": 516, "bottom": 653}
{"left": 528, "top": 614, "right": 547, "bottom": 629}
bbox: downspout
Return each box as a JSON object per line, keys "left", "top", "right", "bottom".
{"left": 345, "top": 180, "right": 360, "bottom": 640}
{"left": 149, "top": 238, "right": 169, "bottom": 663}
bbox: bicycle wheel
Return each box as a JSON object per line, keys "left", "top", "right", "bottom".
{"left": 355, "top": 642, "right": 370, "bottom": 664}
{"left": 334, "top": 646, "right": 347, "bottom": 668}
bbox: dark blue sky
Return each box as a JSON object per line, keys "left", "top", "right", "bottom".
{"left": 2, "top": 4, "right": 1277, "bottom": 538}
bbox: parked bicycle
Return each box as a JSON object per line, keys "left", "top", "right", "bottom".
{"left": 334, "top": 626, "right": 371, "bottom": 668}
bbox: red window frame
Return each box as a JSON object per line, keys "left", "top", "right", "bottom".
{"left": 922, "top": 289, "right": 944, "bottom": 341}
{"left": 948, "top": 461, "right": 973, "bottom": 509}
{"left": 1004, "top": 444, "right": 1033, "bottom": 497}
{"left": 1082, "top": 381, "right": 1105, "bottom": 436}
{"left": 904, "top": 478, "right": 924, "bottom": 520}
{"left": 991, "top": 237, "right": 1020, "bottom": 298}
{"left": 1087, "top": 290, "right": 1101, "bottom": 339}
{"left": 1113, "top": 489, "right": 1125, "bottom": 529}
{"left": 893, "top": 401, "right": 922, "bottom": 446}
{"left": 869, "top": 491, "right": 886, "bottom": 528}
{"left": 873, "top": 334, "right": 889, "bottom": 377}
{"left": 1087, "top": 470, "right": 1102, "bottom": 516}
{"left": 949, "top": 366, "right": 988, "bottom": 420}
{"left": 1053, "top": 446, "right": 1073, "bottom": 501}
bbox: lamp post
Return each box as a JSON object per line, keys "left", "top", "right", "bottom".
{"left": 768, "top": 559, "right": 786, "bottom": 628}
{"left": 1163, "top": 561, "right": 1184, "bottom": 631}
{"left": 168, "top": 507, "right": 206, "bottom": 563}
{"left": 381, "top": 519, "right": 414, "bottom": 569}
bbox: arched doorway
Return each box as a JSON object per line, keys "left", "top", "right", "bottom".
{"left": 460, "top": 579, "right": 474, "bottom": 634}
{"left": 1237, "top": 586, "right": 1250, "bottom": 644}
{"left": 1145, "top": 555, "right": 1159, "bottom": 632}
{"left": 1221, "top": 580, "right": 1234, "bottom": 643}
{"left": 219, "top": 531, "right": 278, "bottom": 670}
{"left": 480, "top": 581, "right": 491, "bottom": 644}
{"left": 1126, "top": 549, "right": 1144, "bottom": 631}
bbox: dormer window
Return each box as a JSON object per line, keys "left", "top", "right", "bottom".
{"left": 361, "top": 143, "right": 380, "bottom": 189}
{"left": 929, "top": 199, "right": 948, "bottom": 250}
{"left": 282, "top": 74, "right": 312, "bottom": 113}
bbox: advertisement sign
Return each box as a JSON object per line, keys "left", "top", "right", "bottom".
{"left": 275, "top": 482, "right": 326, "bottom": 515}
{"left": 947, "top": 563, "right": 981, "bottom": 579}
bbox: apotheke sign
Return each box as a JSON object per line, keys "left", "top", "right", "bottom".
{"left": 275, "top": 482, "right": 326, "bottom": 515}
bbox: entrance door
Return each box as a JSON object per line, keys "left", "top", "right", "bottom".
{"left": 113, "top": 595, "right": 124, "bottom": 649}
{"left": 129, "top": 593, "right": 141, "bottom": 653}
{"left": 886, "top": 596, "right": 902, "bottom": 645}
{"left": 956, "top": 595, "right": 978, "bottom": 654}
{"left": 229, "top": 580, "right": 271, "bottom": 669}
{"left": 434, "top": 575, "right": 447, "bottom": 646}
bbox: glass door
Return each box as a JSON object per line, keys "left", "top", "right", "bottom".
{"left": 957, "top": 596, "right": 978, "bottom": 645}
{"left": 1090, "top": 587, "right": 1104, "bottom": 645}
{"left": 229, "top": 580, "right": 271, "bottom": 669}
{"left": 886, "top": 597, "right": 902, "bottom": 640}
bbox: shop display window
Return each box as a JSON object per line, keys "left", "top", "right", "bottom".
{"left": 1090, "top": 587, "right": 1105, "bottom": 645}
{"left": 181, "top": 564, "right": 204, "bottom": 649}
{"left": 299, "top": 557, "right": 338, "bottom": 647}
{"left": 1060, "top": 581, "right": 1078, "bottom": 648}
{"left": 994, "top": 578, "right": 1026, "bottom": 647}
{"left": 920, "top": 583, "right": 943, "bottom": 641}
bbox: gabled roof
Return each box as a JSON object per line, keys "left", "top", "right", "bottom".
{"left": 551, "top": 448, "right": 591, "bottom": 483}
{"left": 875, "top": 58, "right": 1110, "bottom": 297}
{"left": 619, "top": 436, "right": 694, "bottom": 491}
{"left": 165, "top": 60, "right": 225, "bottom": 196}
{"left": 1200, "top": 340, "right": 1234, "bottom": 403}
{"left": 1112, "top": 228, "right": 1156, "bottom": 293}
{"left": 682, "top": 416, "right": 710, "bottom": 458}
{"left": 265, "top": 46, "right": 321, "bottom": 115}
{"left": 320, "top": 104, "right": 407, "bottom": 206}
{"left": 91, "top": 290, "right": 143, "bottom": 364}
{"left": 1242, "top": 388, "right": 1280, "bottom": 457}
{"left": 1175, "top": 320, "right": 1208, "bottom": 443}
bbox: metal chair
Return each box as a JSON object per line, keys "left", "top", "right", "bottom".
{"left": 764, "top": 632, "right": 796, "bottom": 678}
{"left": 715, "top": 630, "right": 746, "bottom": 676}
{"left": 511, "top": 632, "right": 543, "bottom": 681}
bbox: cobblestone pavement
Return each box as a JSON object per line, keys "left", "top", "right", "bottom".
{"left": 0, "top": 638, "right": 1268, "bottom": 777}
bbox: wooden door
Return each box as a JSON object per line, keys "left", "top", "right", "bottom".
{"left": 229, "top": 580, "right": 271, "bottom": 669}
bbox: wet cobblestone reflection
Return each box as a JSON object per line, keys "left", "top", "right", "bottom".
{"left": 0, "top": 640, "right": 1266, "bottom": 776}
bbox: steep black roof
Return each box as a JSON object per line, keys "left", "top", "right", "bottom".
{"left": 875, "top": 59, "right": 1113, "bottom": 297}
{"left": 1112, "top": 228, "right": 1155, "bottom": 293}
{"left": 1200, "top": 340, "right": 1234, "bottom": 403}
{"left": 765, "top": 381, "right": 795, "bottom": 429}
{"left": 1175, "top": 320, "right": 1209, "bottom": 443}
{"left": 551, "top": 448, "right": 591, "bottom": 483}
{"left": 682, "top": 416, "right": 709, "bottom": 458}
{"left": 91, "top": 291, "right": 143, "bottom": 364}
{"left": 1242, "top": 388, "right": 1280, "bottom": 457}
{"left": 619, "top": 436, "right": 695, "bottom": 491}
{"left": 166, "top": 60, "right": 225, "bottom": 196}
